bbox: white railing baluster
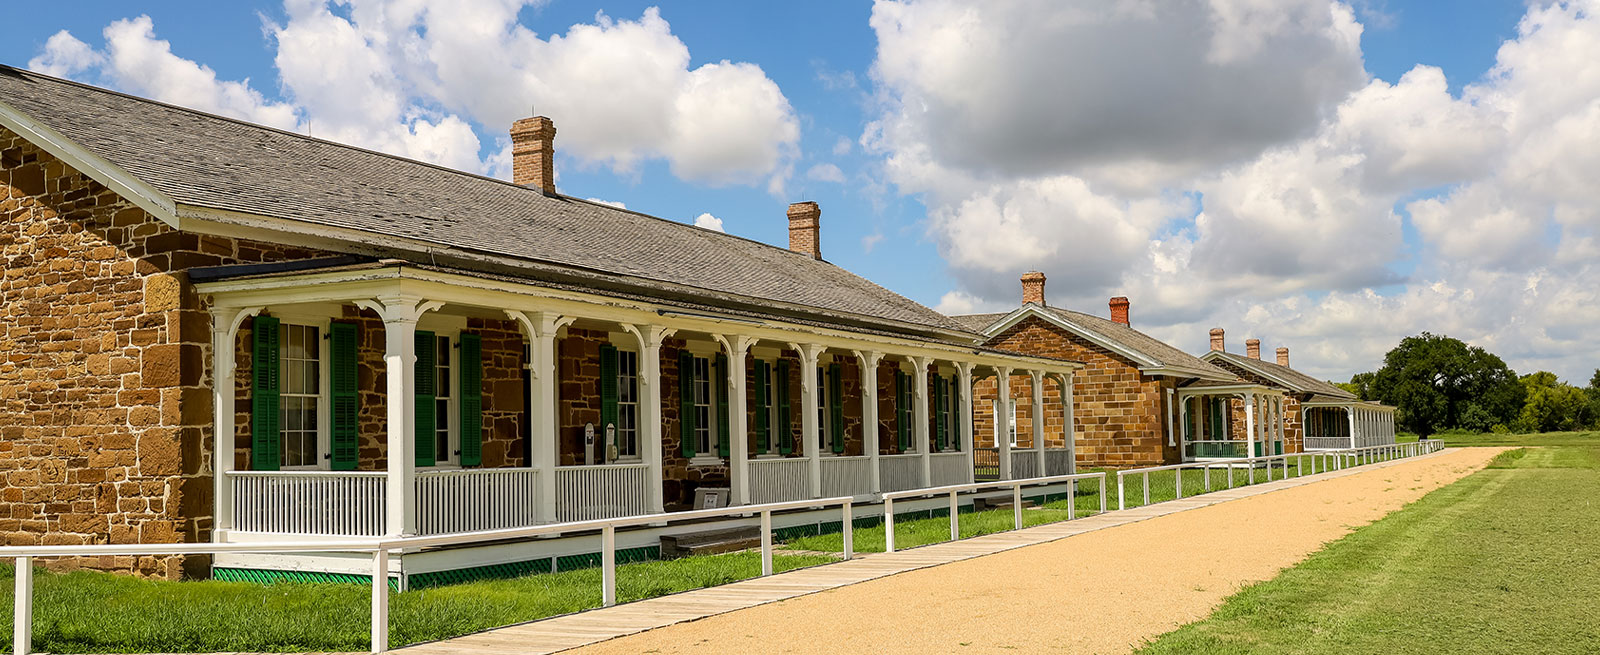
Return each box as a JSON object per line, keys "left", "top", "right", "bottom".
{"left": 884, "top": 497, "right": 897, "bottom": 553}
{"left": 1012, "top": 485, "right": 1022, "bottom": 530}
{"left": 370, "top": 549, "right": 387, "bottom": 654}
{"left": 949, "top": 491, "right": 959, "bottom": 541}
{"left": 601, "top": 525, "right": 616, "bottom": 607}
{"left": 842, "top": 501, "right": 854, "bottom": 561}
{"left": 760, "top": 511, "right": 773, "bottom": 575}
{"left": 15, "top": 555, "right": 32, "bottom": 655}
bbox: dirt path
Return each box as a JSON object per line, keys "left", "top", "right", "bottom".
{"left": 567, "top": 448, "right": 1501, "bottom": 655}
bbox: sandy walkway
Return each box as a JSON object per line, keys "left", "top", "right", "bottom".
{"left": 567, "top": 448, "right": 1500, "bottom": 655}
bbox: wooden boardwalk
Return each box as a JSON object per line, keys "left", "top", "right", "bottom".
{"left": 400, "top": 451, "right": 1445, "bottom": 654}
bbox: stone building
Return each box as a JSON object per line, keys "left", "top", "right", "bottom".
{"left": 954, "top": 273, "right": 1281, "bottom": 469}
{"left": 1200, "top": 333, "right": 1396, "bottom": 452}
{"left": 0, "top": 66, "right": 1081, "bottom": 583}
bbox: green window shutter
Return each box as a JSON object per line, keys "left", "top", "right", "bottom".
{"left": 329, "top": 321, "right": 359, "bottom": 471}
{"left": 1183, "top": 398, "right": 1193, "bottom": 441}
{"left": 716, "top": 354, "right": 731, "bottom": 457}
{"left": 599, "top": 344, "right": 619, "bottom": 463}
{"left": 250, "top": 316, "right": 281, "bottom": 471}
{"left": 777, "top": 360, "right": 793, "bottom": 455}
{"left": 829, "top": 363, "right": 844, "bottom": 454}
{"left": 754, "top": 361, "right": 770, "bottom": 452}
{"left": 1211, "top": 398, "right": 1224, "bottom": 440}
{"left": 934, "top": 375, "right": 947, "bottom": 452}
{"left": 414, "top": 331, "right": 437, "bottom": 468}
{"left": 895, "top": 371, "right": 910, "bottom": 452}
{"left": 679, "top": 351, "right": 696, "bottom": 457}
{"left": 951, "top": 377, "right": 962, "bottom": 451}
{"left": 459, "top": 334, "right": 483, "bottom": 467}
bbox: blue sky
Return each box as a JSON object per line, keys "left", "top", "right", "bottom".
{"left": 7, "top": 1, "right": 1598, "bottom": 383}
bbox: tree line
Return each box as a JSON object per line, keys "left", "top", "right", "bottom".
{"left": 1336, "top": 332, "right": 1600, "bottom": 437}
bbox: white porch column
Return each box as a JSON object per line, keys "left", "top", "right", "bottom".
{"left": 514, "top": 312, "right": 578, "bottom": 522}
{"left": 1030, "top": 370, "right": 1046, "bottom": 476}
{"left": 1059, "top": 372, "right": 1076, "bottom": 474}
{"left": 958, "top": 362, "right": 977, "bottom": 482}
{"left": 791, "top": 343, "right": 826, "bottom": 498}
{"left": 209, "top": 306, "right": 260, "bottom": 540}
{"left": 912, "top": 357, "right": 932, "bottom": 486}
{"left": 358, "top": 297, "right": 442, "bottom": 537}
{"left": 996, "top": 367, "right": 1013, "bottom": 480}
{"left": 622, "top": 324, "right": 674, "bottom": 515}
{"left": 715, "top": 335, "right": 756, "bottom": 505}
{"left": 1244, "top": 393, "right": 1257, "bottom": 460}
{"left": 853, "top": 350, "right": 884, "bottom": 493}
{"left": 1347, "top": 406, "right": 1358, "bottom": 449}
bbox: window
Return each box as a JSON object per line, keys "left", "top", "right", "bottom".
{"left": 693, "top": 356, "right": 714, "bottom": 455}
{"left": 433, "top": 334, "right": 453, "bottom": 464}
{"left": 616, "top": 350, "right": 639, "bottom": 458}
{"left": 279, "top": 323, "right": 321, "bottom": 468}
{"left": 761, "top": 361, "right": 778, "bottom": 454}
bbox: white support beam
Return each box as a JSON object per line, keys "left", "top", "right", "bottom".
{"left": 357, "top": 296, "right": 443, "bottom": 537}
{"left": 853, "top": 350, "right": 884, "bottom": 493}
{"left": 958, "top": 362, "right": 977, "bottom": 483}
{"left": 1058, "top": 371, "right": 1076, "bottom": 474}
{"left": 1030, "top": 370, "right": 1046, "bottom": 475}
{"left": 1244, "top": 392, "right": 1257, "bottom": 460}
{"left": 913, "top": 356, "right": 932, "bottom": 487}
{"left": 790, "top": 342, "right": 826, "bottom": 498}
{"left": 714, "top": 334, "right": 757, "bottom": 505}
{"left": 209, "top": 305, "right": 260, "bottom": 540}
{"left": 621, "top": 323, "right": 674, "bottom": 515}
{"left": 996, "top": 366, "right": 1013, "bottom": 480}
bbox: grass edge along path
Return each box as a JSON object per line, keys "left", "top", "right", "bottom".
{"left": 0, "top": 551, "right": 835, "bottom": 653}
{"left": 1136, "top": 446, "right": 1600, "bottom": 655}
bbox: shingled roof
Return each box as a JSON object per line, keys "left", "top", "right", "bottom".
{"left": 0, "top": 65, "right": 972, "bottom": 339}
{"left": 1204, "top": 350, "right": 1356, "bottom": 400}
{"left": 956, "top": 305, "right": 1234, "bottom": 380}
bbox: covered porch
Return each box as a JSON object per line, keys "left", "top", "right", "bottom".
{"left": 200, "top": 262, "right": 1082, "bottom": 542}
{"left": 1175, "top": 383, "right": 1287, "bottom": 461}
{"left": 1302, "top": 399, "right": 1397, "bottom": 450}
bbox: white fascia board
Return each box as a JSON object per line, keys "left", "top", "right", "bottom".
{"left": 0, "top": 98, "right": 180, "bottom": 228}
{"left": 1175, "top": 383, "right": 1284, "bottom": 397}
{"left": 1199, "top": 351, "right": 1308, "bottom": 392}
{"left": 983, "top": 305, "right": 1162, "bottom": 369}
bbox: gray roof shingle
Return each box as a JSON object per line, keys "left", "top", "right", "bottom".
{"left": 0, "top": 66, "right": 970, "bottom": 337}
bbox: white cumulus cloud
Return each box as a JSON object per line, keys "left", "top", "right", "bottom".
{"left": 693, "top": 212, "right": 725, "bottom": 232}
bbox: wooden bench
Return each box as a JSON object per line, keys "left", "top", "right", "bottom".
{"left": 660, "top": 526, "right": 762, "bottom": 559}
{"left": 970, "top": 492, "right": 1037, "bottom": 512}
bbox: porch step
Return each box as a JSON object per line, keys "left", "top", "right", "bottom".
{"left": 660, "top": 526, "right": 762, "bottom": 559}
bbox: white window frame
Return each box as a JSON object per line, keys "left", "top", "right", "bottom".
{"left": 758, "top": 359, "right": 782, "bottom": 457}
{"left": 277, "top": 322, "right": 326, "bottom": 471}
{"left": 687, "top": 351, "right": 722, "bottom": 466}
{"left": 816, "top": 363, "right": 833, "bottom": 455}
{"left": 615, "top": 348, "right": 641, "bottom": 461}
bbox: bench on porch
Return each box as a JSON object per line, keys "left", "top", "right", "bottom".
{"left": 660, "top": 526, "right": 762, "bottom": 559}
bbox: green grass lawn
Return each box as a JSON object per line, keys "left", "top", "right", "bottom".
{"left": 1428, "top": 429, "right": 1600, "bottom": 448}
{"left": 1136, "top": 446, "right": 1600, "bottom": 654}
{"left": 0, "top": 551, "right": 835, "bottom": 653}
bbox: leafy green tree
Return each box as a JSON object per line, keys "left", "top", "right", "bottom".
{"left": 1587, "top": 369, "right": 1600, "bottom": 428}
{"left": 1370, "top": 333, "right": 1523, "bottom": 437}
{"left": 1337, "top": 371, "right": 1377, "bottom": 400}
{"left": 1515, "top": 371, "right": 1591, "bottom": 433}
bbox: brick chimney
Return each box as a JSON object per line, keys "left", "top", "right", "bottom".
{"left": 1209, "top": 328, "right": 1225, "bottom": 352}
{"left": 511, "top": 116, "right": 556, "bottom": 193}
{"left": 1277, "top": 347, "right": 1290, "bottom": 367}
{"left": 787, "top": 201, "right": 821, "bottom": 259}
{"left": 1246, "top": 339, "right": 1261, "bottom": 360}
{"left": 1109, "top": 297, "right": 1130, "bottom": 326}
{"left": 1021, "top": 272, "right": 1046, "bottom": 305}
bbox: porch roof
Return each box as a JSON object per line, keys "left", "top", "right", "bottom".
{"left": 955, "top": 305, "right": 1236, "bottom": 382}
{"left": 1202, "top": 351, "right": 1357, "bottom": 400}
{"left": 194, "top": 260, "right": 1087, "bottom": 374}
{"left": 0, "top": 66, "right": 970, "bottom": 341}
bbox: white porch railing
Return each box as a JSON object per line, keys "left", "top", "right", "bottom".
{"left": 1303, "top": 436, "right": 1352, "bottom": 451}
{"left": 555, "top": 463, "right": 650, "bottom": 522}
{"left": 231, "top": 471, "right": 386, "bottom": 537}
{"left": 929, "top": 452, "right": 970, "bottom": 487}
{"left": 821, "top": 456, "right": 873, "bottom": 498}
{"left": 1117, "top": 441, "right": 1442, "bottom": 510}
{"left": 416, "top": 468, "right": 538, "bottom": 536}
{"left": 879, "top": 453, "right": 923, "bottom": 492}
{"left": 881, "top": 471, "right": 1108, "bottom": 552}
{"left": 749, "top": 457, "right": 811, "bottom": 504}
{"left": 1010, "top": 451, "right": 1040, "bottom": 480}
{"left": 973, "top": 447, "right": 1000, "bottom": 481}
{"left": 1044, "top": 448, "right": 1074, "bottom": 476}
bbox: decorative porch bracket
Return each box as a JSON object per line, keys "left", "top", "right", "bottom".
{"left": 355, "top": 296, "right": 444, "bottom": 538}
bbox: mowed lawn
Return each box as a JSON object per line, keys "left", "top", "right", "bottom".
{"left": 0, "top": 551, "right": 834, "bottom": 653}
{"left": 1138, "top": 445, "right": 1600, "bottom": 654}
